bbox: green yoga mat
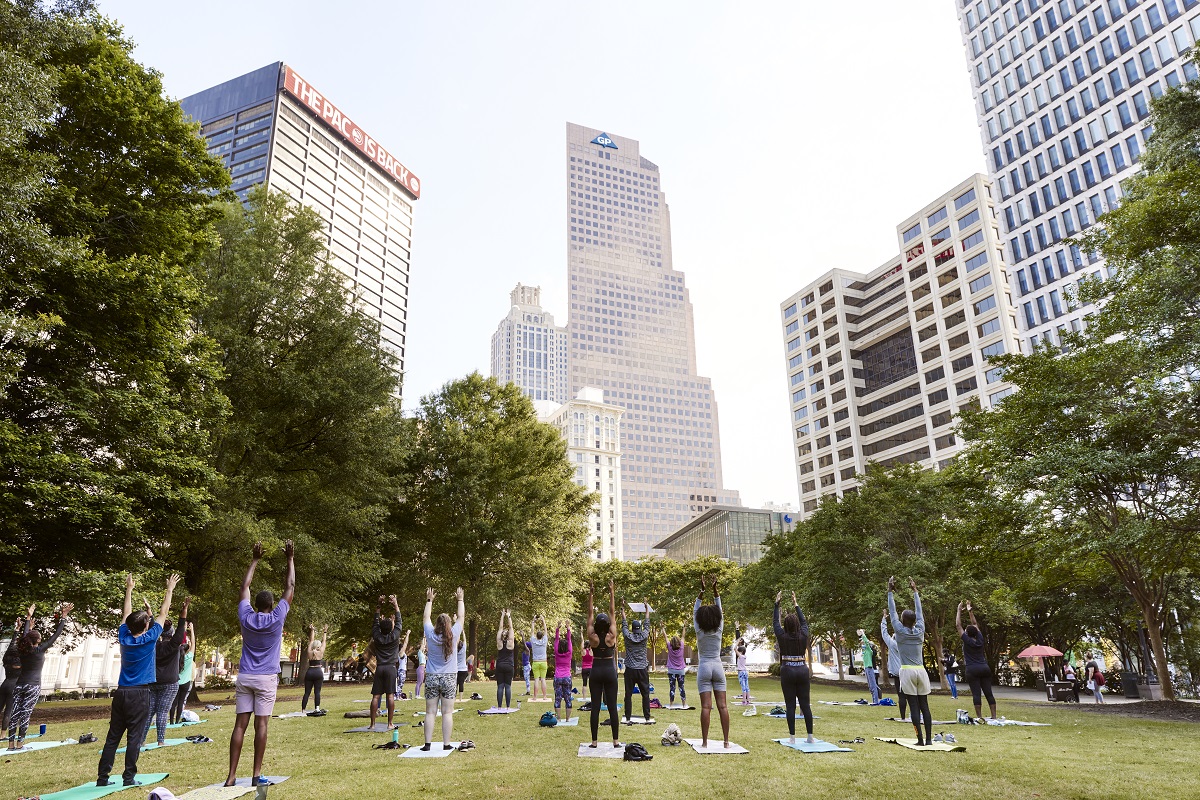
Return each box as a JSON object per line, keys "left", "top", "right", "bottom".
{"left": 40, "top": 773, "right": 169, "bottom": 800}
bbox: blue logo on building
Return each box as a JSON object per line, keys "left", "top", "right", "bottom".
{"left": 591, "top": 132, "right": 618, "bottom": 149}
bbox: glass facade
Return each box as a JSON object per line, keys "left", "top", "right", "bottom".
{"left": 654, "top": 508, "right": 786, "bottom": 566}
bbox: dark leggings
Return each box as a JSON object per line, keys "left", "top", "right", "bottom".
{"left": 457, "top": 670, "right": 468, "bottom": 693}
{"left": 904, "top": 693, "right": 932, "bottom": 743}
{"left": 0, "top": 678, "right": 16, "bottom": 733}
{"left": 965, "top": 663, "right": 996, "bottom": 708}
{"left": 623, "top": 668, "right": 650, "bottom": 721}
{"left": 780, "top": 663, "right": 813, "bottom": 736}
{"left": 495, "top": 667, "right": 514, "bottom": 708}
{"left": 169, "top": 682, "right": 191, "bottom": 724}
{"left": 302, "top": 666, "right": 324, "bottom": 710}
{"left": 589, "top": 659, "right": 619, "bottom": 742}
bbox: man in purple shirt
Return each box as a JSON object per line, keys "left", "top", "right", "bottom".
{"left": 224, "top": 540, "right": 294, "bottom": 788}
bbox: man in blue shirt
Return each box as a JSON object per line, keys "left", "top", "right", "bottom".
{"left": 97, "top": 572, "right": 181, "bottom": 787}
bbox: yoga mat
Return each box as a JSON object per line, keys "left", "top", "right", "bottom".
{"left": 551, "top": 717, "right": 579, "bottom": 726}
{"left": 114, "top": 737, "right": 193, "bottom": 753}
{"left": 577, "top": 742, "right": 625, "bottom": 759}
{"left": 887, "top": 717, "right": 958, "bottom": 725}
{"left": 875, "top": 737, "right": 966, "bottom": 752}
{"left": 214, "top": 777, "right": 289, "bottom": 787}
{"left": 165, "top": 719, "right": 207, "bottom": 728}
{"left": 178, "top": 785, "right": 258, "bottom": 800}
{"left": 685, "top": 739, "right": 749, "bottom": 754}
{"left": 41, "top": 773, "right": 169, "bottom": 800}
{"left": 414, "top": 709, "right": 461, "bottom": 716}
{"left": 818, "top": 700, "right": 870, "bottom": 706}
{"left": 344, "top": 724, "right": 397, "bottom": 733}
{"left": 275, "top": 711, "right": 310, "bottom": 719}
{"left": 399, "top": 743, "right": 459, "bottom": 758}
{"left": 664, "top": 705, "right": 695, "bottom": 710}
{"left": 767, "top": 713, "right": 821, "bottom": 720}
{"left": 774, "top": 738, "right": 853, "bottom": 753}
{"left": 622, "top": 716, "right": 656, "bottom": 724}
{"left": 478, "top": 707, "right": 519, "bottom": 714}
{"left": 5, "top": 739, "right": 75, "bottom": 754}
{"left": 985, "top": 718, "right": 1051, "bottom": 726}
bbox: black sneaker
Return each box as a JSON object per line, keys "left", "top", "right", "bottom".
{"left": 123, "top": 780, "right": 143, "bottom": 787}
{"left": 96, "top": 779, "right": 112, "bottom": 787}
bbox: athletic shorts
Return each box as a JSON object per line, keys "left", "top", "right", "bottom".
{"left": 696, "top": 660, "right": 726, "bottom": 694}
{"left": 234, "top": 673, "right": 278, "bottom": 716}
{"left": 899, "top": 666, "right": 932, "bottom": 696}
{"left": 424, "top": 672, "right": 458, "bottom": 700}
{"left": 532, "top": 661, "right": 548, "bottom": 679}
{"left": 581, "top": 668, "right": 591, "bottom": 687}
{"left": 554, "top": 677, "right": 573, "bottom": 708}
{"left": 371, "top": 665, "right": 397, "bottom": 696}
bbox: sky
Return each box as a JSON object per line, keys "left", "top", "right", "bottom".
{"left": 99, "top": 0, "right": 986, "bottom": 508}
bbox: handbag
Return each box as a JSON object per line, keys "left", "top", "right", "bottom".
{"left": 1086, "top": 680, "right": 1095, "bottom": 691}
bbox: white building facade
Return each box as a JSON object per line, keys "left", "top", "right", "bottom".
{"left": 565, "top": 123, "right": 741, "bottom": 559}
{"left": 181, "top": 62, "right": 418, "bottom": 382}
{"left": 955, "top": 0, "right": 1200, "bottom": 350}
{"left": 540, "top": 388, "right": 624, "bottom": 561}
{"left": 490, "top": 284, "right": 569, "bottom": 404}
{"left": 780, "top": 175, "right": 1023, "bottom": 516}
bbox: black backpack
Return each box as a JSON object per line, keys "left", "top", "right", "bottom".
{"left": 623, "top": 742, "right": 653, "bottom": 761}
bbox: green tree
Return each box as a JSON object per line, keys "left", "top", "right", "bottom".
{"left": 0, "top": 2, "right": 229, "bottom": 617}
{"left": 181, "top": 188, "right": 410, "bottom": 639}
{"left": 388, "top": 373, "right": 594, "bottom": 668}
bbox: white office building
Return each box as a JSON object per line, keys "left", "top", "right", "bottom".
{"left": 954, "top": 0, "right": 1200, "bottom": 350}
{"left": 565, "top": 123, "right": 741, "bottom": 559}
{"left": 490, "top": 284, "right": 569, "bottom": 404}
{"left": 539, "top": 387, "right": 624, "bottom": 561}
{"left": 780, "top": 175, "right": 1023, "bottom": 515}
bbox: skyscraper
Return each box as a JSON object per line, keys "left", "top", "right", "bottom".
{"left": 565, "top": 123, "right": 740, "bottom": 559}
{"left": 180, "top": 62, "right": 419, "bottom": 376}
{"left": 490, "top": 284, "right": 569, "bottom": 404}
{"left": 954, "top": 0, "right": 1200, "bottom": 351}
{"left": 779, "top": 174, "right": 1023, "bottom": 517}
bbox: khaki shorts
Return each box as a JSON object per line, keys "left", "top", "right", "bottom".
{"left": 900, "top": 666, "right": 932, "bottom": 696}
{"left": 235, "top": 673, "right": 278, "bottom": 716}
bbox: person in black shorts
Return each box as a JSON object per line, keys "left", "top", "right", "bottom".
{"left": 956, "top": 601, "right": 997, "bottom": 721}
{"left": 586, "top": 579, "right": 621, "bottom": 750}
{"left": 370, "top": 595, "right": 402, "bottom": 730}
{"left": 494, "top": 609, "right": 516, "bottom": 709}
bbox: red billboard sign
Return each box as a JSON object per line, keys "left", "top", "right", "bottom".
{"left": 281, "top": 66, "right": 420, "bottom": 199}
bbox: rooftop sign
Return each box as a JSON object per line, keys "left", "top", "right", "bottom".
{"left": 591, "top": 132, "right": 618, "bottom": 149}
{"left": 281, "top": 65, "right": 421, "bottom": 199}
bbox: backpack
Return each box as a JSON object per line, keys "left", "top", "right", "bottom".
{"left": 623, "top": 742, "right": 653, "bottom": 761}
{"left": 539, "top": 711, "right": 558, "bottom": 727}
{"left": 648, "top": 698, "right": 663, "bottom": 709}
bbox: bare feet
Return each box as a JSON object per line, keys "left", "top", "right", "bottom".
{"left": 724, "top": 741, "right": 731, "bottom": 749}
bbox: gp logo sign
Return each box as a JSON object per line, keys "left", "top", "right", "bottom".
{"left": 591, "top": 132, "right": 618, "bottom": 149}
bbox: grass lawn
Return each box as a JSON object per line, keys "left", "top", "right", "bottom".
{"left": 2, "top": 676, "right": 1194, "bottom": 799}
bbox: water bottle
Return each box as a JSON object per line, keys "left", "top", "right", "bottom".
{"left": 392, "top": 726, "right": 399, "bottom": 745}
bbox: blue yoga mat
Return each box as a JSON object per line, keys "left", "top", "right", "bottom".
{"left": 40, "top": 773, "right": 169, "bottom": 800}
{"left": 774, "top": 738, "right": 853, "bottom": 753}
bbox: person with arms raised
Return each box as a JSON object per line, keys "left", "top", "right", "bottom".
{"left": 586, "top": 579, "right": 621, "bottom": 750}
{"left": 97, "top": 574, "right": 178, "bottom": 786}
{"left": 370, "top": 595, "right": 402, "bottom": 730}
{"left": 956, "top": 601, "right": 998, "bottom": 720}
{"left": 8, "top": 602, "right": 71, "bottom": 750}
{"left": 888, "top": 576, "right": 932, "bottom": 746}
{"left": 774, "top": 590, "right": 815, "bottom": 745}
{"left": 621, "top": 599, "right": 652, "bottom": 723}
{"left": 421, "top": 587, "right": 464, "bottom": 751}
{"left": 145, "top": 598, "right": 188, "bottom": 747}
{"left": 695, "top": 575, "right": 731, "bottom": 749}
{"left": 224, "top": 540, "right": 294, "bottom": 787}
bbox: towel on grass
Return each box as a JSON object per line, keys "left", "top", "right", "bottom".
{"left": 576, "top": 742, "right": 625, "bottom": 759}
{"left": 875, "top": 736, "right": 966, "bottom": 752}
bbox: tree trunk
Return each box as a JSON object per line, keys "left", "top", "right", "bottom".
{"left": 931, "top": 621, "right": 948, "bottom": 690}
{"left": 1137, "top": 600, "right": 1175, "bottom": 700}
{"left": 468, "top": 618, "right": 478, "bottom": 680}
{"left": 879, "top": 641, "right": 892, "bottom": 689}
{"left": 834, "top": 633, "right": 845, "bottom": 681}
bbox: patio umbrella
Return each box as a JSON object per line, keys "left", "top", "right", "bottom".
{"left": 1018, "top": 645, "right": 1064, "bottom": 658}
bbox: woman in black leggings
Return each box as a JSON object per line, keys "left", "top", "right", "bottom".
{"left": 586, "top": 579, "right": 620, "bottom": 750}
{"left": 773, "top": 590, "right": 814, "bottom": 744}
{"left": 302, "top": 623, "right": 328, "bottom": 712}
{"left": 494, "top": 609, "right": 516, "bottom": 708}
{"left": 956, "top": 601, "right": 997, "bottom": 721}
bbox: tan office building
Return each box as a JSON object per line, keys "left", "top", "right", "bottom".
{"left": 565, "top": 123, "right": 740, "bottom": 559}
{"left": 780, "top": 174, "right": 1022, "bottom": 516}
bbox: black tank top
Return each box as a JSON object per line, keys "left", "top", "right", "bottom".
{"left": 309, "top": 660, "right": 324, "bottom": 668}
{"left": 496, "top": 647, "right": 514, "bottom": 668}
{"left": 593, "top": 639, "right": 616, "bottom": 660}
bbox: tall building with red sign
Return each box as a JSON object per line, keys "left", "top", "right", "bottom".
{"left": 181, "top": 63, "right": 418, "bottom": 380}
{"left": 565, "top": 123, "right": 741, "bottom": 559}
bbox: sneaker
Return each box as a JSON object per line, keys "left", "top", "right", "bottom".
{"left": 944, "top": 732, "right": 957, "bottom": 743}
{"left": 123, "top": 780, "right": 143, "bottom": 787}
{"left": 933, "top": 733, "right": 943, "bottom": 743}
{"left": 96, "top": 779, "right": 112, "bottom": 787}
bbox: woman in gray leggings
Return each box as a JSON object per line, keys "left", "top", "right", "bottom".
{"left": 694, "top": 575, "right": 730, "bottom": 749}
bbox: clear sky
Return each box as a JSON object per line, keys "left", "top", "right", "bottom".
{"left": 99, "top": 0, "right": 986, "bottom": 509}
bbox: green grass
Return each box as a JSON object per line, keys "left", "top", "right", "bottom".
{"left": 3, "top": 678, "right": 1195, "bottom": 800}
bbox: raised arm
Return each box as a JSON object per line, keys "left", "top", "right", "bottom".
{"left": 242, "top": 542, "right": 264, "bottom": 603}
{"left": 607, "top": 579, "right": 616, "bottom": 625}
{"left": 423, "top": 588, "right": 434, "bottom": 625}
{"left": 967, "top": 601, "right": 979, "bottom": 629}
{"left": 880, "top": 614, "right": 896, "bottom": 650}
{"left": 172, "top": 598, "right": 189, "bottom": 645}
{"left": 281, "top": 540, "right": 296, "bottom": 605}
{"left": 40, "top": 605, "right": 71, "bottom": 652}
{"left": 887, "top": 576, "right": 901, "bottom": 629}
{"left": 123, "top": 574, "right": 134, "bottom": 620}
{"left": 792, "top": 590, "right": 808, "bottom": 640}
{"left": 642, "top": 597, "right": 651, "bottom": 627}
{"left": 956, "top": 602, "right": 965, "bottom": 635}
{"left": 497, "top": 610, "right": 506, "bottom": 649}
{"left": 772, "top": 591, "right": 785, "bottom": 638}
{"left": 400, "top": 629, "right": 411, "bottom": 656}
{"left": 587, "top": 582, "right": 596, "bottom": 639}
{"left": 910, "top": 579, "right": 925, "bottom": 636}
{"left": 454, "top": 587, "right": 465, "bottom": 632}
{"left": 158, "top": 574, "right": 181, "bottom": 627}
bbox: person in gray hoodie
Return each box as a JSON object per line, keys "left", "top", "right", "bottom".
{"left": 887, "top": 576, "right": 931, "bottom": 746}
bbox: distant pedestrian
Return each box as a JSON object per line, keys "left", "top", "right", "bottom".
{"left": 942, "top": 647, "right": 959, "bottom": 699}
{"left": 1084, "top": 652, "right": 1105, "bottom": 704}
